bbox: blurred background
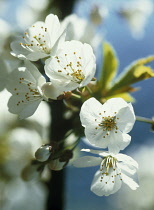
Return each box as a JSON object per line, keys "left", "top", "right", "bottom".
{"left": 0, "top": 0, "right": 154, "bottom": 209}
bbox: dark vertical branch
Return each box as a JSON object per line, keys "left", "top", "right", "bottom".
{"left": 46, "top": 1, "right": 77, "bottom": 209}
{"left": 47, "top": 100, "right": 74, "bottom": 210}
{"left": 47, "top": 170, "right": 65, "bottom": 210}
{"left": 52, "top": 0, "right": 77, "bottom": 19}
{"left": 47, "top": 101, "right": 65, "bottom": 210}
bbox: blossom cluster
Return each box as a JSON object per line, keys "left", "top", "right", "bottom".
{"left": 5, "top": 13, "right": 139, "bottom": 198}
{"left": 73, "top": 97, "right": 139, "bottom": 196}
{"left": 1, "top": 1, "right": 154, "bottom": 208}
{"left": 8, "top": 14, "right": 96, "bottom": 119}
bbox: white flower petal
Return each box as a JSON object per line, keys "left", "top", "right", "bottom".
{"left": 116, "top": 153, "right": 138, "bottom": 169}
{"left": 84, "top": 123, "right": 131, "bottom": 153}
{"left": 85, "top": 126, "right": 109, "bottom": 148}
{"left": 116, "top": 103, "right": 135, "bottom": 133}
{"left": 80, "top": 97, "right": 103, "bottom": 127}
{"left": 26, "top": 51, "right": 48, "bottom": 61}
{"left": 73, "top": 156, "right": 101, "bottom": 168}
{"left": 117, "top": 162, "right": 137, "bottom": 175}
{"left": 108, "top": 132, "right": 131, "bottom": 154}
{"left": 24, "top": 61, "right": 46, "bottom": 83}
{"left": 45, "top": 14, "right": 62, "bottom": 48}
{"left": 6, "top": 62, "right": 46, "bottom": 119}
{"left": 7, "top": 90, "right": 42, "bottom": 119}
{"left": 41, "top": 82, "right": 63, "bottom": 100}
{"left": 18, "top": 99, "right": 42, "bottom": 119}
{"left": 90, "top": 169, "right": 122, "bottom": 196}
{"left": 11, "top": 39, "right": 29, "bottom": 60}
{"left": 102, "top": 98, "right": 129, "bottom": 115}
{"left": 121, "top": 173, "right": 139, "bottom": 190}
{"left": 61, "top": 14, "right": 102, "bottom": 50}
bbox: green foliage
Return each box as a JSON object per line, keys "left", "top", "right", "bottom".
{"left": 109, "top": 56, "right": 154, "bottom": 95}
{"left": 98, "top": 42, "right": 154, "bottom": 102}
{"left": 99, "top": 42, "right": 118, "bottom": 91}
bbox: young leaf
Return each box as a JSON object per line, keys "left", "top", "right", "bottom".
{"left": 99, "top": 42, "right": 118, "bottom": 91}
{"left": 108, "top": 56, "right": 154, "bottom": 95}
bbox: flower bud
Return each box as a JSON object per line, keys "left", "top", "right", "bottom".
{"left": 35, "top": 144, "right": 52, "bottom": 162}
{"left": 41, "top": 82, "right": 63, "bottom": 100}
{"left": 48, "top": 150, "right": 73, "bottom": 171}
{"left": 49, "top": 159, "right": 66, "bottom": 171}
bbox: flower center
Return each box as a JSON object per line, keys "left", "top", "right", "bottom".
{"left": 71, "top": 69, "right": 85, "bottom": 83}
{"left": 100, "top": 116, "right": 117, "bottom": 131}
{"left": 99, "top": 156, "right": 122, "bottom": 183}
{"left": 55, "top": 52, "right": 85, "bottom": 83}
{"left": 20, "top": 25, "right": 50, "bottom": 54}
{"left": 14, "top": 77, "right": 42, "bottom": 106}
{"left": 67, "top": 56, "right": 85, "bottom": 83}
{"left": 95, "top": 112, "right": 119, "bottom": 138}
{"left": 100, "top": 156, "right": 117, "bottom": 175}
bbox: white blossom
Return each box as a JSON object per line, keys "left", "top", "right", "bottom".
{"left": 0, "top": 178, "right": 47, "bottom": 210}
{"left": 73, "top": 149, "right": 139, "bottom": 196}
{"left": 11, "top": 14, "right": 65, "bottom": 61}
{"left": 118, "top": 0, "right": 153, "bottom": 39}
{"left": 6, "top": 61, "right": 62, "bottom": 119}
{"left": 45, "top": 40, "right": 96, "bottom": 92}
{"left": 3, "top": 128, "right": 43, "bottom": 177}
{"left": 0, "top": 128, "right": 48, "bottom": 209}
{"left": 61, "top": 14, "right": 102, "bottom": 50}
{"left": 80, "top": 97, "right": 135, "bottom": 153}
{"left": 114, "top": 143, "right": 154, "bottom": 210}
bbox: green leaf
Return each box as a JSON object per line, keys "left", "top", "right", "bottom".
{"left": 99, "top": 42, "right": 118, "bottom": 91}
{"left": 108, "top": 56, "right": 154, "bottom": 95}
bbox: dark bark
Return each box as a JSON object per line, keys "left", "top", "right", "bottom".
{"left": 52, "top": 0, "right": 77, "bottom": 19}
{"left": 46, "top": 1, "right": 77, "bottom": 209}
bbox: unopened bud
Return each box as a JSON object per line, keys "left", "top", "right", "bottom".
{"left": 35, "top": 144, "right": 52, "bottom": 162}
{"left": 41, "top": 82, "right": 63, "bottom": 100}
{"left": 49, "top": 159, "right": 66, "bottom": 171}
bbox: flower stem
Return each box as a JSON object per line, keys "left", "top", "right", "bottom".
{"left": 86, "top": 85, "right": 93, "bottom": 95}
{"left": 71, "top": 93, "right": 81, "bottom": 99}
{"left": 136, "top": 116, "right": 154, "bottom": 124}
